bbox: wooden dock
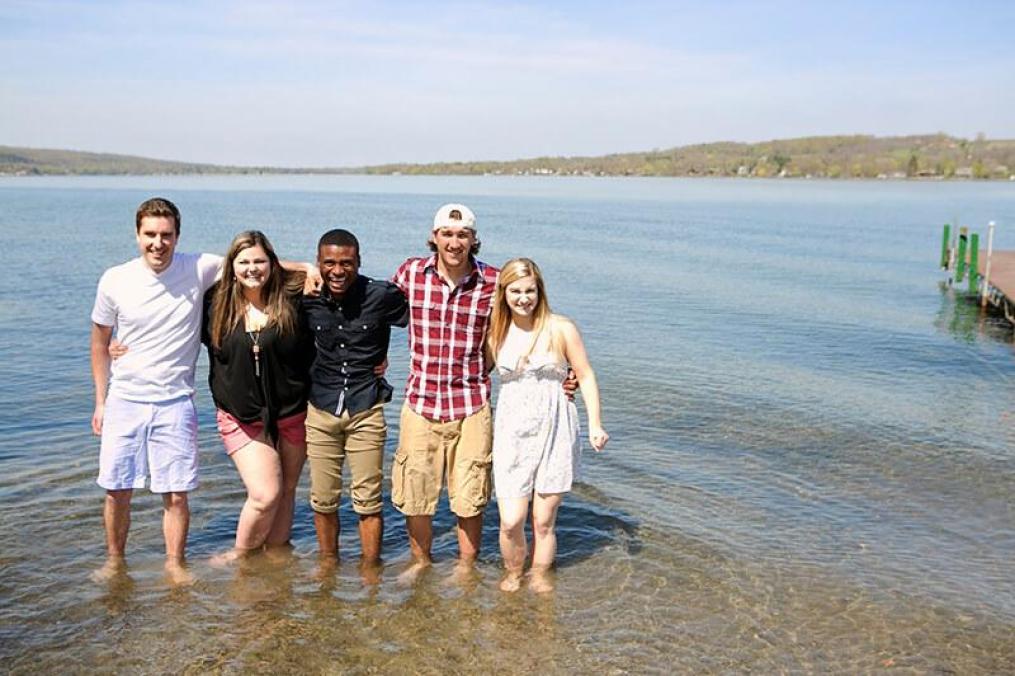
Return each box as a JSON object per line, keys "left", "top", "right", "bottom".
{"left": 941, "top": 222, "right": 1015, "bottom": 324}
{"left": 975, "top": 251, "right": 1015, "bottom": 322}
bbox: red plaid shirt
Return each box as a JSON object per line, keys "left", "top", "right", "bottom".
{"left": 392, "top": 255, "right": 499, "bottom": 421}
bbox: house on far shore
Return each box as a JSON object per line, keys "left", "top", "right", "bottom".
{"left": 955, "top": 167, "right": 974, "bottom": 179}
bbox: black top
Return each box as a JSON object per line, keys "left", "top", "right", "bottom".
{"left": 302, "top": 275, "right": 409, "bottom": 416}
{"left": 202, "top": 289, "right": 314, "bottom": 433}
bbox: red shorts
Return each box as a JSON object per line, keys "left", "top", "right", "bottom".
{"left": 215, "top": 408, "right": 308, "bottom": 455}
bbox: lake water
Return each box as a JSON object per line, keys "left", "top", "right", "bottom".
{"left": 1, "top": 175, "right": 1014, "bottom": 673}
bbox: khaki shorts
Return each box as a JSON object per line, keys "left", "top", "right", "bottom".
{"left": 306, "top": 401, "right": 386, "bottom": 515}
{"left": 391, "top": 403, "right": 493, "bottom": 518}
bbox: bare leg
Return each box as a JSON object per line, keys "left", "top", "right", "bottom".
{"left": 398, "top": 515, "right": 433, "bottom": 585}
{"left": 211, "top": 440, "right": 282, "bottom": 566}
{"left": 497, "top": 496, "right": 530, "bottom": 592}
{"left": 529, "top": 492, "right": 563, "bottom": 593}
{"left": 359, "top": 557, "right": 382, "bottom": 585}
{"left": 266, "top": 438, "right": 306, "bottom": 547}
{"left": 313, "top": 513, "right": 338, "bottom": 581}
{"left": 314, "top": 510, "right": 339, "bottom": 558}
{"left": 162, "top": 491, "right": 194, "bottom": 585}
{"left": 456, "top": 514, "right": 483, "bottom": 564}
{"left": 358, "top": 513, "right": 383, "bottom": 563}
{"left": 93, "top": 489, "right": 132, "bottom": 581}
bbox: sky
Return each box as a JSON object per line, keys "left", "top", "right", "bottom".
{"left": 2, "top": 0, "right": 1014, "bottom": 167}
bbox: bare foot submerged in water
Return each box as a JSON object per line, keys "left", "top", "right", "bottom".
{"left": 164, "top": 560, "right": 196, "bottom": 586}
{"left": 359, "top": 559, "right": 383, "bottom": 586}
{"left": 91, "top": 556, "right": 127, "bottom": 583}
{"left": 444, "top": 560, "right": 482, "bottom": 589}
{"left": 263, "top": 543, "right": 295, "bottom": 564}
{"left": 528, "top": 567, "right": 555, "bottom": 594}
{"left": 396, "top": 560, "right": 431, "bottom": 587}
{"left": 499, "top": 570, "right": 523, "bottom": 592}
{"left": 208, "top": 548, "right": 250, "bottom": 568}
{"left": 313, "top": 554, "right": 338, "bottom": 581}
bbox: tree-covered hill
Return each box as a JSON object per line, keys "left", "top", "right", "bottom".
{"left": 358, "top": 134, "right": 1015, "bottom": 179}
{"left": 0, "top": 146, "right": 272, "bottom": 175}
{"left": 3, "top": 134, "right": 1014, "bottom": 179}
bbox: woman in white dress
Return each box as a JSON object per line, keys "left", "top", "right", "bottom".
{"left": 487, "top": 257, "right": 609, "bottom": 592}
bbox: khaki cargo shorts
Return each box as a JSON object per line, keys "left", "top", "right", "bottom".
{"left": 306, "top": 401, "right": 386, "bottom": 515}
{"left": 391, "top": 403, "right": 493, "bottom": 518}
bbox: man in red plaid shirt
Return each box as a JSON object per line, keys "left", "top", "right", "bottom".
{"left": 391, "top": 203, "right": 498, "bottom": 581}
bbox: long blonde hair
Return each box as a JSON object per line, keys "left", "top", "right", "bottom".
{"left": 487, "top": 257, "right": 556, "bottom": 361}
{"left": 209, "top": 230, "right": 304, "bottom": 350}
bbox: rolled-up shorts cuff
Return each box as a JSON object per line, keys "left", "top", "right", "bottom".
{"left": 350, "top": 499, "right": 384, "bottom": 516}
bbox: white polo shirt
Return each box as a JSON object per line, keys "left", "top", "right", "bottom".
{"left": 92, "top": 252, "right": 222, "bottom": 403}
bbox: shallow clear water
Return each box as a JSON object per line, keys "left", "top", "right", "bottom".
{"left": 1, "top": 175, "right": 1014, "bottom": 672}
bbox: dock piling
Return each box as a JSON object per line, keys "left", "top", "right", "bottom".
{"left": 969, "top": 233, "right": 980, "bottom": 294}
{"left": 982, "top": 221, "right": 995, "bottom": 308}
{"left": 956, "top": 227, "right": 968, "bottom": 282}
{"left": 940, "top": 224, "right": 951, "bottom": 269}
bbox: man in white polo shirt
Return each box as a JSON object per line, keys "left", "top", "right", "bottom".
{"left": 90, "top": 197, "right": 221, "bottom": 584}
{"left": 91, "top": 198, "right": 320, "bottom": 584}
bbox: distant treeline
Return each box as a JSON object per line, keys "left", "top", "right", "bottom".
{"left": 3, "top": 134, "right": 1014, "bottom": 179}
{"left": 359, "top": 134, "right": 1015, "bottom": 179}
{"left": 0, "top": 146, "right": 283, "bottom": 176}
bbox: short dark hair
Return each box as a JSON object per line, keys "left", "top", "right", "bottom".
{"left": 318, "top": 228, "right": 359, "bottom": 251}
{"left": 318, "top": 229, "right": 361, "bottom": 263}
{"left": 136, "top": 197, "right": 181, "bottom": 234}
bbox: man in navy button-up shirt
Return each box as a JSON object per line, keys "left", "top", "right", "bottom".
{"left": 302, "top": 229, "right": 407, "bottom": 571}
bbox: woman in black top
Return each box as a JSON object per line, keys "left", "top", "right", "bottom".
{"left": 204, "top": 231, "right": 313, "bottom": 565}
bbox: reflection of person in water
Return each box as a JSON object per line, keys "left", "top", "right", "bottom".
{"left": 487, "top": 258, "right": 608, "bottom": 593}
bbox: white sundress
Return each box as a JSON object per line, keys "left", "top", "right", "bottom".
{"left": 493, "top": 352, "right": 581, "bottom": 498}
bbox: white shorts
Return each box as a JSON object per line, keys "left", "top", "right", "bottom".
{"left": 97, "top": 395, "right": 199, "bottom": 493}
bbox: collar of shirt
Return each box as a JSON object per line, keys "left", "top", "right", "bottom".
{"left": 423, "top": 254, "right": 487, "bottom": 290}
{"left": 321, "top": 275, "right": 367, "bottom": 308}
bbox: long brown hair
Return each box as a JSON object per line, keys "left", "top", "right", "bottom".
{"left": 487, "top": 257, "right": 556, "bottom": 362}
{"left": 209, "top": 230, "right": 304, "bottom": 350}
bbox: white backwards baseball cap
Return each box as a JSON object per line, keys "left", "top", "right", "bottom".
{"left": 432, "top": 203, "right": 477, "bottom": 232}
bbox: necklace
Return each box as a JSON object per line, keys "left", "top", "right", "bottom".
{"left": 248, "top": 329, "right": 262, "bottom": 377}
{"left": 245, "top": 303, "right": 268, "bottom": 377}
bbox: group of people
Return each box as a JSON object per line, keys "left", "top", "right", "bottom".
{"left": 90, "top": 197, "right": 608, "bottom": 592}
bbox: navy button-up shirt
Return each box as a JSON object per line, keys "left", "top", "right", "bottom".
{"left": 302, "top": 275, "right": 409, "bottom": 416}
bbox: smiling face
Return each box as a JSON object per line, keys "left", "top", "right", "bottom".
{"left": 504, "top": 275, "right": 539, "bottom": 318}
{"left": 317, "top": 244, "right": 360, "bottom": 298}
{"left": 136, "top": 215, "right": 178, "bottom": 273}
{"left": 232, "top": 244, "right": 271, "bottom": 294}
{"left": 432, "top": 225, "right": 476, "bottom": 272}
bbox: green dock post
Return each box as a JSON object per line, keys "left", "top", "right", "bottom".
{"left": 956, "top": 227, "right": 968, "bottom": 283}
{"left": 969, "top": 233, "right": 979, "bottom": 294}
{"left": 941, "top": 224, "right": 951, "bottom": 268}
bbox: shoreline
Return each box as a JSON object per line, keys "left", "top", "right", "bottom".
{"left": 2, "top": 171, "right": 1014, "bottom": 181}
